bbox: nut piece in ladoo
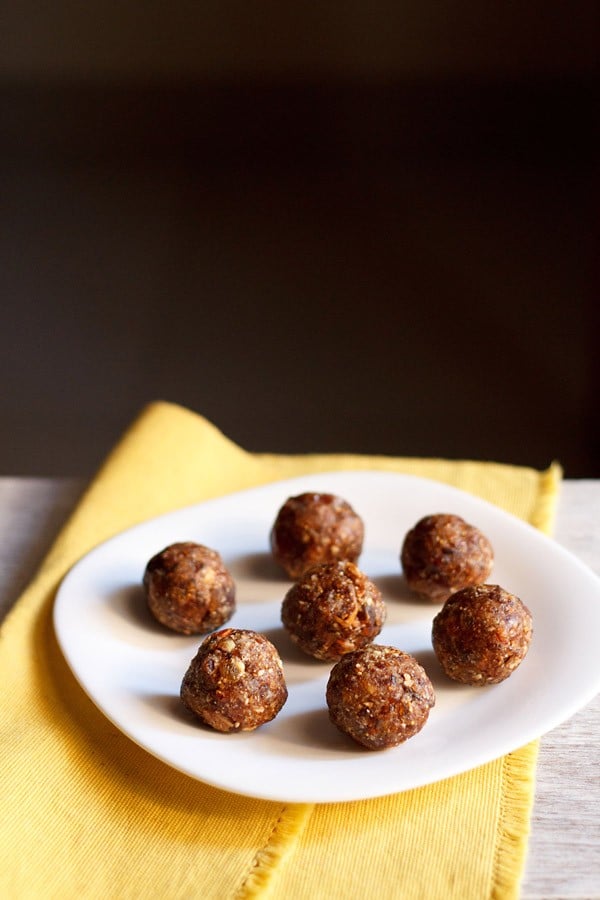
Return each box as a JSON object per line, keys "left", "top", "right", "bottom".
{"left": 270, "top": 492, "right": 364, "bottom": 580}
{"left": 181, "top": 629, "right": 288, "bottom": 732}
{"left": 401, "top": 513, "right": 494, "bottom": 603}
{"left": 432, "top": 583, "right": 533, "bottom": 685}
{"left": 281, "top": 560, "right": 386, "bottom": 661}
{"left": 326, "top": 645, "right": 435, "bottom": 750}
{"left": 143, "top": 541, "right": 235, "bottom": 635}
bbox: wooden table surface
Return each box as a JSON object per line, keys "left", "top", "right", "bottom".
{"left": 0, "top": 477, "right": 598, "bottom": 898}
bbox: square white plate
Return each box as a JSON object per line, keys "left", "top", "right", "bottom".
{"left": 54, "top": 471, "right": 600, "bottom": 803}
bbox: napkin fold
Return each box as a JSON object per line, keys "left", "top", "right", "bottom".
{"left": 0, "top": 402, "right": 561, "bottom": 899}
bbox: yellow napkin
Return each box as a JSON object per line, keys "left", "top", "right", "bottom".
{"left": 0, "top": 402, "right": 561, "bottom": 899}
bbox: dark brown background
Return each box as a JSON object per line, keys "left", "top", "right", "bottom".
{"left": 1, "top": 3, "right": 598, "bottom": 476}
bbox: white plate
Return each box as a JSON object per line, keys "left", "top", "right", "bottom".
{"left": 54, "top": 471, "right": 600, "bottom": 803}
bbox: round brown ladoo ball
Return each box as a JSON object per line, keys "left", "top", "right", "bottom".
{"left": 432, "top": 584, "right": 533, "bottom": 685}
{"left": 401, "top": 513, "right": 494, "bottom": 603}
{"left": 326, "top": 645, "right": 435, "bottom": 750}
{"left": 270, "top": 492, "right": 364, "bottom": 580}
{"left": 180, "top": 628, "right": 288, "bottom": 732}
{"left": 143, "top": 541, "right": 235, "bottom": 635}
{"left": 281, "top": 560, "right": 385, "bottom": 661}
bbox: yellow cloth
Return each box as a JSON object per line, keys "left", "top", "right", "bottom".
{"left": 0, "top": 402, "right": 561, "bottom": 900}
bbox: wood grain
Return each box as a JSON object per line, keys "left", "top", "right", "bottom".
{"left": 523, "top": 481, "right": 600, "bottom": 899}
